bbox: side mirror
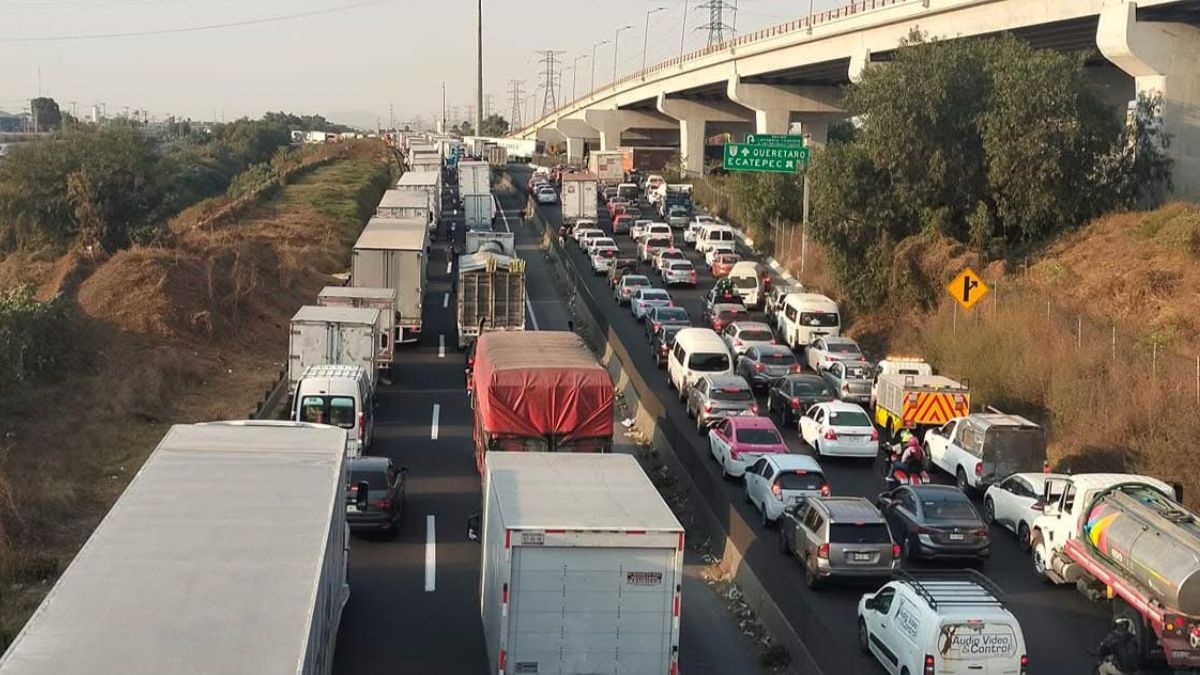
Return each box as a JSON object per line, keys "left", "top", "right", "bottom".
{"left": 466, "top": 511, "right": 481, "bottom": 543}
{"left": 864, "top": 597, "right": 877, "bottom": 611}
{"left": 355, "top": 481, "right": 370, "bottom": 512}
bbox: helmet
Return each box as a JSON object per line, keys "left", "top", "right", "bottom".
{"left": 906, "top": 436, "right": 921, "bottom": 450}
{"left": 1114, "top": 617, "right": 1134, "bottom": 632}
{"left": 899, "top": 430, "right": 914, "bottom": 443}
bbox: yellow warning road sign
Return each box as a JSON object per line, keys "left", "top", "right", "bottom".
{"left": 947, "top": 268, "right": 989, "bottom": 311}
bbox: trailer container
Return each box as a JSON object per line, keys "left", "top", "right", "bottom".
{"left": 0, "top": 421, "right": 350, "bottom": 675}
{"left": 587, "top": 150, "right": 626, "bottom": 185}
{"left": 376, "top": 189, "right": 432, "bottom": 227}
{"left": 457, "top": 252, "right": 526, "bottom": 349}
{"left": 395, "top": 170, "right": 442, "bottom": 224}
{"left": 619, "top": 146, "right": 676, "bottom": 174}
{"left": 485, "top": 145, "right": 508, "bottom": 167}
{"left": 459, "top": 160, "right": 492, "bottom": 195}
{"left": 288, "top": 305, "right": 380, "bottom": 394}
{"left": 559, "top": 172, "right": 599, "bottom": 224}
{"left": 479, "top": 452, "right": 683, "bottom": 675}
{"left": 317, "top": 286, "right": 397, "bottom": 364}
{"left": 464, "top": 192, "right": 496, "bottom": 230}
{"left": 351, "top": 217, "right": 428, "bottom": 343}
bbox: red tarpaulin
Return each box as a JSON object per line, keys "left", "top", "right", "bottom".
{"left": 472, "top": 332, "right": 614, "bottom": 442}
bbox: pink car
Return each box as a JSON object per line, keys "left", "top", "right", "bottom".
{"left": 707, "top": 416, "right": 789, "bottom": 478}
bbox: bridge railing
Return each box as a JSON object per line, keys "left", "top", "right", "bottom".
{"left": 518, "top": 0, "right": 918, "bottom": 136}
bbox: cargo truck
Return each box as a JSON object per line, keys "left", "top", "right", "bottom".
{"left": 476, "top": 452, "right": 684, "bottom": 675}
{"left": 317, "top": 286, "right": 396, "bottom": 364}
{"left": 470, "top": 331, "right": 614, "bottom": 473}
{"left": 873, "top": 373, "right": 970, "bottom": 439}
{"left": 466, "top": 230, "right": 516, "bottom": 257}
{"left": 395, "top": 170, "right": 443, "bottom": 228}
{"left": 0, "top": 421, "right": 351, "bottom": 675}
{"left": 485, "top": 145, "right": 507, "bottom": 167}
{"left": 1030, "top": 474, "right": 1199, "bottom": 669}
{"left": 376, "top": 189, "right": 433, "bottom": 227}
{"left": 464, "top": 192, "right": 497, "bottom": 230}
{"left": 619, "top": 146, "right": 676, "bottom": 174}
{"left": 459, "top": 160, "right": 492, "bottom": 194}
{"left": 559, "top": 171, "right": 599, "bottom": 224}
{"left": 588, "top": 150, "right": 626, "bottom": 185}
{"left": 457, "top": 252, "right": 526, "bottom": 349}
{"left": 288, "top": 305, "right": 381, "bottom": 395}
{"left": 352, "top": 217, "right": 428, "bottom": 343}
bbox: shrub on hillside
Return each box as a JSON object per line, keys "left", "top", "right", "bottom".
{"left": 0, "top": 287, "right": 73, "bottom": 387}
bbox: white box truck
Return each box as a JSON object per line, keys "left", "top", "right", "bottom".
{"left": 560, "top": 172, "right": 598, "bottom": 224}
{"left": 317, "top": 285, "right": 397, "bottom": 364}
{"left": 376, "top": 189, "right": 432, "bottom": 227}
{"left": 396, "top": 170, "right": 443, "bottom": 225}
{"left": 352, "top": 217, "right": 428, "bottom": 344}
{"left": 0, "top": 421, "right": 350, "bottom": 675}
{"left": 464, "top": 192, "right": 496, "bottom": 230}
{"left": 478, "top": 453, "right": 683, "bottom": 675}
{"left": 588, "top": 150, "right": 626, "bottom": 185}
{"left": 459, "top": 160, "right": 492, "bottom": 195}
{"left": 288, "top": 305, "right": 381, "bottom": 394}
{"left": 410, "top": 150, "right": 442, "bottom": 173}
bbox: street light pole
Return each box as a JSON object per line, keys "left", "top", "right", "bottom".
{"left": 613, "top": 25, "right": 633, "bottom": 83}
{"left": 573, "top": 54, "right": 587, "bottom": 100}
{"left": 591, "top": 40, "right": 609, "bottom": 92}
{"left": 642, "top": 7, "right": 667, "bottom": 77}
{"left": 680, "top": 0, "right": 690, "bottom": 61}
{"left": 475, "top": 0, "right": 483, "bottom": 137}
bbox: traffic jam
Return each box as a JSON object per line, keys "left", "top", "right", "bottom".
{"left": 525, "top": 162, "right": 1200, "bottom": 675}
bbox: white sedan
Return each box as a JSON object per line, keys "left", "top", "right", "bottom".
{"left": 535, "top": 186, "right": 558, "bottom": 204}
{"left": 573, "top": 227, "right": 604, "bottom": 244}
{"left": 630, "top": 288, "right": 673, "bottom": 321}
{"left": 653, "top": 248, "right": 687, "bottom": 272}
{"left": 590, "top": 246, "right": 619, "bottom": 274}
{"left": 704, "top": 244, "right": 736, "bottom": 267}
{"left": 804, "top": 336, "right": 863, "bottom": 372}
{"left": 630, "top": 219, "right": 654, "bottom": 239}
{"left": 798, "top": 401, "right": 879, "bottom": 459}
{"left": 983, "top": 472, "right": 1064, "bottom": 551}
{"left": 585, "top": 236, "right": 617, "bottom": 255}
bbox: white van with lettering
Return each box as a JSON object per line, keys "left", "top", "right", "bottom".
{"left": 776, "top": 293, "right": 841, "bottom": 351}
{"left": 857, "top": 572, "right": 1028, "bottom": 675}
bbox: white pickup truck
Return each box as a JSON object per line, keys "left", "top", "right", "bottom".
{"left": 923, "top": 413, "right": 1047, "bottom": 493}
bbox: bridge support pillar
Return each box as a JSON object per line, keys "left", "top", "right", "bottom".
{"left": 583, "top": 109, "right": 624, "bottom": 151}
{"left": 1099, "top": 2, "right": 1200, "bottom": 200}
{"left": 727, "top": 78, "right": 843, "bottom": 136}
{"left": 657, "top": 94, "right": 751, "bottom": 175}
{"left": 793, "top": 115, "right": 832, "bottom": 149}
{"left": 555, "top": 118, "right": 597, "bottom": 163}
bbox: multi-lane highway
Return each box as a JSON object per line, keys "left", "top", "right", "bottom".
{"left": 511, "top": 164, "right": 1117, "bottom": 674}
{"left": 332, "top": 173, "right": 768, "bottom": 675}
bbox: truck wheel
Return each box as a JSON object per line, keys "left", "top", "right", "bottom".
{"left": 1031, "top": 540, "right": 1051, "bottom": 579}
{"left": 1114, "top": 600, "right": 1152, "bottom": 661}
{"left": 955, "top": 467, "right": 970, "bottom": 493}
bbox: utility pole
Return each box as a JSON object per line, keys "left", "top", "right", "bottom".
{"left": 475, "top": 0, "right": 483, "bottom": 140}
{"left": 507, "top": 79, "right": 525, "bottom": 131}
{"left": 613, "top": 25, "right": 633, "bottom": 82}
{"left": 696, "top": 0, "right": 735, "bottom": 45}
{"left": 591, "top": 40, "right": 609, "bottom": 93}
{"left": 642, "top": 7, "right": 668, "bottom": 77}
{"left": 441, "top": 81, "right": 447, "bottom": 134}
{"left": 572, "top": 54, "right": 587, "bottom": 101}
{"left": 389, "top": 102, "right": 395, "bottom": 131}
{"left": 535, "top": 49, "right": 565, "bottom": 114}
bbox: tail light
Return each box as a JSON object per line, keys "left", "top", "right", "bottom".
{"left": 728, "top": 445, "right": 740, "bottom": 460}
{"left": 817, "top": 543, "right": 829, "bottom": 559}
{"left": 689, "top": 271, "right": 697, "bottom": 281}
{"left": 789, "top": 364, "right": 800, "bottom": 373}
{"left": 653, "top": 322, "right": 662, "bottom": 332}
{"left": 916, "top": 526, "right": 937, "bottom": 535}
{"left": 660, "top": 344, "right": 669, "bottom": 354}
{"left": 892, "top": 543, "right": 902, "bottom": 559}
{"left": 734, "top": 338, "right": 743, "bottom": 346}
{"left": 771, "top": 483, "right": 783, "bottom": 500}
{"left": 975, "top": 462, "right": 983, "bottom": 477}
{"left": 370, "top": 497, "right": 392, "bottom": 509}
{"left": 973, "top": 528, "right": 989, "bottom": 537}
{"left": 1164, "top": 615, "right": 1184, "bottom": 635}
{"left": 870, "top": 427, "right": 879, "bottom": 442}
{"left": 842, "top": 383, "right": 850, "bottom": 393}
{"left": 924, "top": 654, "right": 935, "bottom": 675}
{"left": 704, "top": 403, "right": 713, "bottom": 413}
{"left": 1019, "top": 654, "right": 1028, "bottom": 675}
{"left": 755, "top": 363, "right": 766, "bottom": 372}
{"left": 357, "top": 412, "right": 365, "bottom": 441}
{"left": 820, "top": 484, "right": 831, "bottom": 497}
{"left": 824, "top": 428, "right": 838, "bottom": 440}
{"left": 750, "top": 403, "right": 759, "bottom": 414}
{"left": 790, "top": 397, "right": 800, "bottom": 409}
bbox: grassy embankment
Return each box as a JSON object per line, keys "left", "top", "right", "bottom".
{"left": 0, "top": 141, "right": 393, "bottom": 648}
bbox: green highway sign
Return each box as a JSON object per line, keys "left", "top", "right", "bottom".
{"left": 722, "top": 142, "right": 810, "bottom": 173}
{"left": 745, "top": 133, "right": 805, "bottom": 147}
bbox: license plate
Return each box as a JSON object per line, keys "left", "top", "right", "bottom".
{"left": 853, "top": 553, "right": 872, "bottom": 562}
{"left": 949, "top": 533, "right": 964, "bottom": 541}
{"left": 347, "top": 504, "right": 359, "bottom": 513}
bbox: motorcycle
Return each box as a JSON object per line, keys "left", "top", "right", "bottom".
{"left": 883, "top": 445, "right": 930, "bottom": 488}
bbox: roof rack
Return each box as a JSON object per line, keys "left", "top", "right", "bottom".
{"left": 894, "top": 570, "right": 1006, "bottom": 611}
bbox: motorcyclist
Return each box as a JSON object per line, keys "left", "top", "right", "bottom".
{"left": 1092, "top": 618, "right": 1139, "bottom": 675}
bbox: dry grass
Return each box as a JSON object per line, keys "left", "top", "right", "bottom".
{"left": 0, "top": 140, "right": 393, "bottom": 648}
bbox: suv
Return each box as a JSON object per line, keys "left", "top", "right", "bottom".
{"left": 778, "top": 497, "right": 899, "bottom": 589}
{"left": 345, "top": 456, "right": 408, "bottom": 535}
{"left": 685, "top": 374, "right": 757, "bottom": 434}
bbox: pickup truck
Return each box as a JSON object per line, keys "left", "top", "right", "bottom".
{"left": 923, "top": 413, "right": 1046, "bottom": 492}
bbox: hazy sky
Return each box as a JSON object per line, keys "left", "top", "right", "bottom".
{"left": 0, "top": 0, "right": 846, "bottom": 128}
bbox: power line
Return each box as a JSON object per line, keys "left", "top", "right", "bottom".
{"left": 696, "top": 0, "right": 736, "bottom": 45}
{"left": 507, "top": 80, "right": 525, "bottom": 132}
{"left": 0, "top": 0, "right": 400, "bottom": 42}
{"left": 534, "top": 49, "right": 565, "bottom": 115}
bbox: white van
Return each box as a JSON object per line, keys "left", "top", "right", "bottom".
{"left": 857, "top": 572, "right": 1027, "bottom": 675}
{"left": 696, "top": 224, "right": 737, "bottom": 253}
{"left": 292, "top": 364, "right": 374, "bottom": 457}
{"left": 667, "top": 328, "right": 734, "bottom": 398}
{"left": 777, "top": 293, "right": 841, "bottom": 351}
{"left": 727, "top": 261, "right": 765, "bottom": 310}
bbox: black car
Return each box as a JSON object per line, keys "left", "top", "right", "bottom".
{"left": 766, "top": 374, "right": 836, "bottom": 427}
{"left": 876, "top": 485, "right": 990, "bottom": 563}
{"left": 644, "top": 305, "right": 691, "bottom": 339}
{"left": 649, "top": 324, "right": 685, "bottom": 368}
{"left": 346, "top": 456, "right": 408, "bottom": 536}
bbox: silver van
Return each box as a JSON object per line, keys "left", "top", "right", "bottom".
{"left": 778, "top": 496, "right": 899, "bottom": 589}
{"left": 292, "top": 364, "right": 375, "bottom": 457}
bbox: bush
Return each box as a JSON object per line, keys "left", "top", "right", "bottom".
{"left": 0, "top": 287, "right": 73, "bottom": 387}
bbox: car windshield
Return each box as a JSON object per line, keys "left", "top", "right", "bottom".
{"left": 732, "top": 276, "right": 758, "bottom": 289}
{"left": 348, "top": 467, "right": 386, "bottom": 490}
{"left": 624, "top": 277, "right": 650, "bottom": 287}
{"left": 299, "top": 395, "right": 356, "bottom": 429}
{"left": 710, "top": 386, "right": 753, "bottom": 401}
{"left": 739, "top": 330, "right": 773, "bottom": 342}
{"left": 717, "top": 255, "right": 740, "bottom": 265}
{"left": 647, "top": 238, "right": 670, "bottom": 248}
{"left": 776, "top": 471, "right": 824, "bottom": 491}
{"left": 922, "top": 497, "right": 979, "bottom": 521}
{"left": 844, "top": 365, "right": 870, "bottom": 379}
{"left": 735, "top": 428, "right": 781, "bottom": 445}
{"left": 830, "top": 523, "right": 891, "bottom": 544}
{"left": 828, "top": 410, "right": 871, "bottom": 427}
{"left": 791, "top": 378, "right": 831, "bottom": 395}
{"left": 655, "top": 307, "right": 688, "bottom": 321}
{"left": 760, "top": 353, "right": 795, "bottom": 365}
{"left": 828, "top": 343, "right": 861, "bottom": 354}
{"left": 689, "top": 353, "right": 731, "bottom": 372}
{"left": 718, "top": 310, "right": 749, "bottom": 322}
{"left": 801, "top": 311, "right": 840, "bottom": 327}
{"left": 669, "top": 262, "right": 693, "bottom": 271}
{"left": 641, "top": 290, "right": 670, "bottom": 300}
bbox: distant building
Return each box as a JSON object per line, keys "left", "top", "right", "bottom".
{"left": 0, "top": 109, "right": 23, "bottom": 132}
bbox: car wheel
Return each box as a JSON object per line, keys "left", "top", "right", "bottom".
{"left": 857, "top": 619, "right": 870, "bottom": 654}
{"left": 901, "top": 535, "right": 916, "bottom": 562}
{"left": 667, "top": 375, "right": 676, "bottom": 390}
{"left": 814, "top": 440, "right": 824, "bottom": 457}
{"left": 761, "top": 507, "right": 772, "bottom": 529}
{"left": 1018, "top": 522, "right": 1032, "bottom": 552}
{"left": 983, "top": 498, "right": 995, "bottom": 524}
{"left": 804, "top": 562, "right": 821, "bottom": 589}
{"left": 678, "top": 386, "right": 687, "bottom": 403}
{"left": 777, "top": 527, "right": 789, "bottom": 554}
{"left": 766, "top": 396, "right": 774, "bottom": 415}
{"left": 696, "top": 415, "right": 706, "bottom": 436}
{"left": 955, "top": 467, "right": 970, "bottom": 493}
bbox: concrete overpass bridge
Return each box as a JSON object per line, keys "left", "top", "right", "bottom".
{"left": 516, "top": 0, "right": 1200, "bottom": 198}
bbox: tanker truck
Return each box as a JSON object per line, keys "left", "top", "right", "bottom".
{"left": 1030, "top": 473, "right": 1197, "bottom": 669}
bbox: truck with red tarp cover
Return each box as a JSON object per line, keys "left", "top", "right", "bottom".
{"left": 471, "top": 331, "right": 614, "bottom": 473}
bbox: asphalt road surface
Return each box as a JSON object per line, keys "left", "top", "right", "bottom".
{"left": 510, "top": 164, "right": 1116, "bottom": 675}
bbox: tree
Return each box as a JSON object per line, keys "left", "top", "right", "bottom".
{"left": 479, "top": 114, "right": 509, "bottom": 137}
{"left": 729, "top": 172, "right": 804, "bottom": 247}
{"left": 30, "top": 97, "right": 62, "bottom": 131}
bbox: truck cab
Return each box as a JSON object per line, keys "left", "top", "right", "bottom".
{"left": 924, "top": 414, "right": 1047, "bottom": 493}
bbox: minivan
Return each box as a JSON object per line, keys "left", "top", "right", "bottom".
{"left": 667, "top": 328, "right": 734, "bottom": 399}
{"left": 292, "top": 363, "right": 374, "bottom": 457}
{"left": 779, "top": 497, "right": 898, "bottom": 588}
{"left": 727, "top": 261, "right": 765, "bottom": 309}
{"left": 777, "top": 293, "right": 841, "bottom": 351}
{"left": 696, "top": 224, "right": 737, "bottom": 253}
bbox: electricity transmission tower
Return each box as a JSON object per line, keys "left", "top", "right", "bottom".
{"left": 507, "top": 80, "right": 526, "bottom": 131}
{"left": 535, "top": 49, "right": 566, "bottom": 114}
{"left": 696, "top": 0, "right": 736, "bottom": 45}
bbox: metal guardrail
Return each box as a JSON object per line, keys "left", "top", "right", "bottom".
{"left": 517, "top": 0, "right": 920, "bottom": 135}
